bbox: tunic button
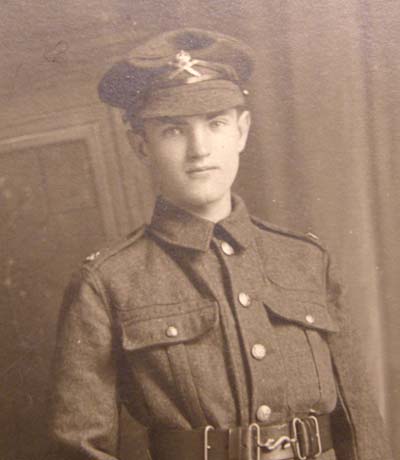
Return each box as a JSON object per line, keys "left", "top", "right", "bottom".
{"left": 256, "top": 405, "right": 272, "bottom": 422}
{"left": 238, "top": 292, "right": 251, "bottom": 307}
{"left": 166, "top": 326, "right": 178, "bottom": 338}
{"left": 251, "top": 344, "right": 267, "bottom": 360}
{"left": 221, "top": 241, "right": 235, "bottom": 255}
{"left": 305, "top": 314, "right": 315, "bottom": 324}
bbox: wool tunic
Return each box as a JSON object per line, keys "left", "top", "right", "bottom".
{"left": 49, "top": 195, "right": 392, "bottom": 460}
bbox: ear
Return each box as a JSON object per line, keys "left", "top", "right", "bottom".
{"left": 237, "top": 110, "right": 251, "bottom": 153}
{"left": 126, "top": 129, "right": 149, "bottom": 163}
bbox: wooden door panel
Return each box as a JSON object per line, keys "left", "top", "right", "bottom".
{"left": 0, "top": 139, "right": 108, "bottom": 460}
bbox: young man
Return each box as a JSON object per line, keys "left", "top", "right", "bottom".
{"left": 49, "top": 29, "right": 392, "bottom": 460}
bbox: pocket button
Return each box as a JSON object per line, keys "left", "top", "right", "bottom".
{"left": 166, "top": 326, "right": 179, "bottom": 338}
{"left": 305, "top": 314, "right": 315, "bottom": 324}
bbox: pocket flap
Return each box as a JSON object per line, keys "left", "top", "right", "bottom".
{"left": 261, "top": 286, "right": 339, "bottom": 333}
{"left": 121, "top": 300, "right": 219, "bottom": 351}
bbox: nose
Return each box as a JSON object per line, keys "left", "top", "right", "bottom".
{"left": 187, "top": 125, "right": 210, "bottom": 159}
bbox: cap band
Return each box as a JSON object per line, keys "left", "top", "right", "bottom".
{"left": 137, "top": 79, "right": 245, "bottom": 118}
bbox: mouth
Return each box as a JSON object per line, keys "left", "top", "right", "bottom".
{"left": 186, "top": 165, "right": 219, "bottom": 174}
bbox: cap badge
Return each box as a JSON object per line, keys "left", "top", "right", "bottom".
{"left": 169, "top": 50, "right": 201, "bottom": 79}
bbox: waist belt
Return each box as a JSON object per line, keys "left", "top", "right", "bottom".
{"left": 150, "top": 414, "right": 333, "bottom": 460}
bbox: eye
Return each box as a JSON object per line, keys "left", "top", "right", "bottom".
{"left": 162, "top": 126, "right": 183, "bottom": 137}
{"left": 209, "top": 118, "right": 229, "bottom": 129}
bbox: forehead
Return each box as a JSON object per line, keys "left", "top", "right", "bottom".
{"left": 144, "top": 108, "right": 239, "bottom": 127}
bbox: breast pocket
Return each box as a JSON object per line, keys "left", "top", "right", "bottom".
{"left": 120, "top": 299, "right": 219, "bottom": 352}
{"left": 117, "top": 299, "right": 219, "bottom": 427}
{"left": 261, "top": 286, "right": 339, "bottom": 414}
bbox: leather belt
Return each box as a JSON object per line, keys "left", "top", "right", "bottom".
{"left": 150, "top": 414, "right": 333, "bottom": 460}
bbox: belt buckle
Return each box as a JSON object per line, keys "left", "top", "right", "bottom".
{"left": 248, "top": 423, "right": 294, "bottom": 460}
{"left": 291, "top": 418, "right": 307, "bottom": 460}
{"left": 203, "top": 425, "right": 215, "bottom": 460}
{"left": 308, "top": 416, "right": 322, "bottom": 458}
{"left": 248, "top": 415, "right": 323, "bottom": 460}
{"left": 291, "top": 416, "right": 322, "bottom": 460}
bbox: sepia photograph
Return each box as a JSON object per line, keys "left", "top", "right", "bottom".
{"left": 0, "top": 1, "right": 399, "bottom": 459}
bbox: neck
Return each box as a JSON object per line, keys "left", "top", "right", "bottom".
{"left": 165, "top": 193, "right": 232, "bottom": 223}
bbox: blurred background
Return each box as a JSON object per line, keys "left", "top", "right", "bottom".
{"left": 0, "top": 1, "right": 399, "bottom": 458}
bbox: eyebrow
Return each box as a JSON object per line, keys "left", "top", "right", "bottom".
{"left": 155, "top": 117, "right": 188, "bottom": 126}
{"left": 205, "top": 110, "right": 231, "bottom": 120}
{"left": 153, "top": 110, "right": 231, "bottom": 125}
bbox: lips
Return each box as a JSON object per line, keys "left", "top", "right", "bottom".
{"left": 186, "top": 165, "right": 219, "bottom": 174}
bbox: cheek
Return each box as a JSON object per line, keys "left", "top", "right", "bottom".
{"left": 219, "top": 137, "right": 241, "bottom": 168}
{"left": 229, "top": 155, "right": 240, "bottom": 180}
{"left": 148, "top": 142, "right": 172, "bottom": 168}
{"left": 227, "top": 147, "right": 241, "bottom": 183}
{"left": 149, "top": 151, "right": 184, "bottom": 187}
{"left": 218, "top": 129, "right": 241, "bottom": 152}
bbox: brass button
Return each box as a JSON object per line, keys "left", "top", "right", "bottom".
{"left": 221, "top": 241, "right": 235, "bottom": 256}
{"left": 166, "top": 326, "right": 178, "bottom": 338}
{"left": 251, "top": 344, "right": 266, "bottom": 360}
{"left": 305, "top": 314, "right": 315, "bottom": 324}
{"left": 238, "top": 292, "right": 251, "bottom": 307}
{"left": 256, "top": 405, "right": 272, "bottom": 422}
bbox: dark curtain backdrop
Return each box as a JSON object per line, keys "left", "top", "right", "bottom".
{"left": 1, "top": 1, "right": 399, "bottom": 458}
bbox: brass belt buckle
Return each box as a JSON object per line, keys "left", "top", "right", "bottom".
{"left": 291, "top": 416, "right": 322, "bottom": 459}
{"left": 291, "top": 418, "right": 307, "bottom": 460}
{"left": 308, "top": 416, "right": 322, "bottom": 458}
{"left": 248, "top": 423, "right": 294, "bottom": 460}
{"left": 203, "top": 425, "right": 215, "bottom": 460}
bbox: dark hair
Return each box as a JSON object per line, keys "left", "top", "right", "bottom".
{"left": 127, "top": 115, "right": 145, "bottom": 135}
{"left": 235, "top": 105, "right": 249, "bottom": 116}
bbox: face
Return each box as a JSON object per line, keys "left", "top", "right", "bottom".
{"left": 138, "top": 108, "right": 251, "bottom": 221}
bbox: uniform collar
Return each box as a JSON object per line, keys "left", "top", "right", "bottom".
{"left": 149, "top": 194, "right": 254, "bottom": 252}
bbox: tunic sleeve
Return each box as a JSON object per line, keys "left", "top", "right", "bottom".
{"left": 324, "top": 251, "right": 393, "bottom": 460}
{"left": 48, "top": 267, "right": 120, "bottom": 460}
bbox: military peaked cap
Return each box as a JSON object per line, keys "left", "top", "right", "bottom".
{"left": 98, "top": 28, "right": 254, "bottom": 118}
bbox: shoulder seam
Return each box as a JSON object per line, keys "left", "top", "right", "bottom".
{"left": 84, "top": 224, "right": 146, "bottom": 270}
{"left": 251, "top": 215, "right": 326, "bottom": 252}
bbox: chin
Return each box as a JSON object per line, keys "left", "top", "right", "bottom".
{"left": 180, "top": 189, "right": 229, "bottom": 210}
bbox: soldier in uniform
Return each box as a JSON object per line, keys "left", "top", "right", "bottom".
{"left": 49, "top": 29, "right": 392, "bottom": 460}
